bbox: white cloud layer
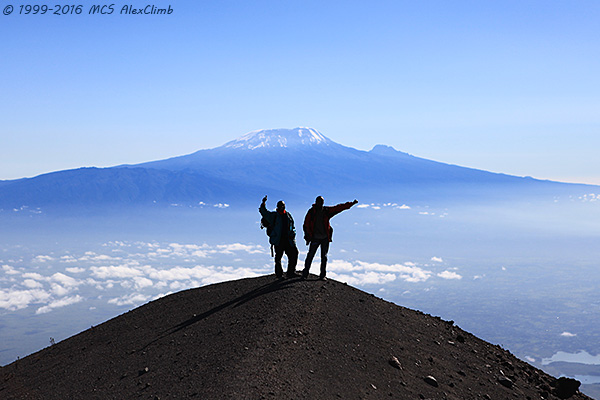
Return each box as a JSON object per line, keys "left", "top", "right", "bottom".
{"left": 438, "top": 270, "right": 462, "bottom": 280}
{"left": 36, "top": 295, "right": 83, "bottom": 314}
{"left": 1, "top": 240, "right": 464, "bottom": 315}
{"left": 108, "top": 293, "right": 150, "bottom": 306}
{"left": 327, "top": 260, "right": 432, "bottom": 284}
{"left": 355, "top": 203, "right": 410, "bottom": 210}
{"left": 2, "top": 265, "right": 20, "bottom": 275}
{"left": 560, "top": 331, "right": 577, "bottom": 337}
{"left": 0, "top": 288, "right": 51, "bottom": 311}
{"left": 91, "top": 265, "right": 144, "bottom": 279}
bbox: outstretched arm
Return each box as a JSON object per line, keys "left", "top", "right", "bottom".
{"left": 327, "top": 199, "right": 358, "bottom": 217}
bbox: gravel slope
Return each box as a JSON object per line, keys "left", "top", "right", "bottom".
{"left": 0, "top": 275, "right": 591, "bottom": 399}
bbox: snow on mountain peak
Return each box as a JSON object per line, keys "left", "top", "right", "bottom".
{"left": 223, "top": 127, "right": 331, "bottom": 150}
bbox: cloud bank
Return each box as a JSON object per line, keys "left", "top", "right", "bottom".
{"left": 1, "top": 240, "right": 461, "bottom": 314}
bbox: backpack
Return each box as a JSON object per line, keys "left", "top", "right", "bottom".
{"left": 260, "top": 215, "right": 276, "bottom": 257}
{"left": 260, "top": 215, "right": 275, "bottom": 237}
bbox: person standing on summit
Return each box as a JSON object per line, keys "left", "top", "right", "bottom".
{"left": 259, "top": 195, "right": 299, "bottom": 279}
{"left": 302, "top": 196, "right": 358, "bottom": 280}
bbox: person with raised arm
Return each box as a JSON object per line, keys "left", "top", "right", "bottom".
{"left": 302, "top": 196, "right": 358, "bottom": 280}
{"left": 259, "top": 195, "right": 299, "bottom": 279}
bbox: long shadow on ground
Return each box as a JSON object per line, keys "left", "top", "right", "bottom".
{"left": 141, "top": 275, "right": 303, "bottom": 350}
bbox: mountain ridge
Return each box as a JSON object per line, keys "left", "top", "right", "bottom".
{"left": 0, "top": 128, "right": 596, "bottom": 210}
{"left": 0, "top": 274, "right": 590, "bottom": 399}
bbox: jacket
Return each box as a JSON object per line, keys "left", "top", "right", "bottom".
{"left": 259, "top": 203, "right": 296, "bottom": 246}
{"left": 303, "top": 201, "right": 354, "bottom": 242}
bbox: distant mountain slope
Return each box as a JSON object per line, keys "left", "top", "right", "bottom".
{"left": 0, "top": 167, "right": 288, "bottom": 209}
{"left": 136, "top": 127, "right": 505, "bottom": 188}
{"left": 0, "top": 128, "right": 595, "bottom": 210}
{"left": 132, "top": 127, "right": 596, "bottom": 202}
{"left": 0, "top": 275, "right": 590, "bottom": 399}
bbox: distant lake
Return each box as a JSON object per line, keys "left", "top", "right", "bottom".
{"left": 574, "top": 375, "right": 600, "bottom": 385}
{"left": 543, "top": 351, "right": 600, "bottom": 366}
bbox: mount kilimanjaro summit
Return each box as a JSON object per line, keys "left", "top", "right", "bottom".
{"left": 0, "top": 275, "right": 589, "bottom": 399}
{"left": 0, "top": 127, "right": 595, "bottom": 211}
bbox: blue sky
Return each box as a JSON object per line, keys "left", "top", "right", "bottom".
{"left": 2, "top": 1, "right": 599, "bottom": 184}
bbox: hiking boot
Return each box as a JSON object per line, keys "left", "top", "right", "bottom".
{"left": 286, "top": 272, "right": 300, "bottom": 278}
{"left": 318, "top": 276, "right": 327, "bottom": 281}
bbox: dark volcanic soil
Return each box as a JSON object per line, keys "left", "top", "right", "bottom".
{"left": 0, "top": 275, "right": 591, "bottom": 399}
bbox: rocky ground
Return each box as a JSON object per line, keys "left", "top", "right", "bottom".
{"left": 0, "top": 274, "right": 592, "bottom": 399}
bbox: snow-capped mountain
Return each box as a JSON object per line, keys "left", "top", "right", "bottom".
{"left": 222, "top": 128, "right": 333, "bottom": 150}
{"left": 0, "top": 128, "right": 595, "bottom": 210}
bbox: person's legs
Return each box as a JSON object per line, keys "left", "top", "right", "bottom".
{"left": 274, "top": 245, "right": 284, "bottom": 278}
{"left": 319, "top": 239, "right": 330, "bottom": 279}
{"left": 302, "top": 241, "right": 320, "bottom": 278}
{"left": 285, "top": 242, "right": 299, "bottom": 276}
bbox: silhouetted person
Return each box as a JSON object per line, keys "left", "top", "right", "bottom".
{"left": 259, "top": 195, "right": 299, "bottom": 279}
{"left": 302, "top": 196, "right": 358, "bottom": 280}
